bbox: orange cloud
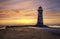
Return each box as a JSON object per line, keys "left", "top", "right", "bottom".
{"left": 0, "top": 9, "right": 37, "bottom": 25}
{"left": 43, "top": 11, "right": 60, "bottom": 25}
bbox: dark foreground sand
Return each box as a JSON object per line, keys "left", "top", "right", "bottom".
{"left": 0, "top": 27, "right": 60, "bottom": 39}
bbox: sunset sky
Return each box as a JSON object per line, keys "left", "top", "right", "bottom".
{"left": 0, "top": 0, "right": 60, "bottom": 26}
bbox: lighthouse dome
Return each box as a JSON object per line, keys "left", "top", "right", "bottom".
{"left": 38, "top": 6, "right": 43, "bottom": 11}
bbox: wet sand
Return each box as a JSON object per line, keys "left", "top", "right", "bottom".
{"left": 0, "top": 27, "right": 60, "bottom": 39}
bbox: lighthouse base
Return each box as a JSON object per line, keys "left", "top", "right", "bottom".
{"left": 36, "top": 24, "right": 48, "bottom": 27}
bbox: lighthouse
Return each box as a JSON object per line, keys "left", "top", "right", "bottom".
{"left": 36, "top": 6, "right": 45, "bottom": 27}
{"left": 36, "top": 6, "right": 47, "bottom": 27}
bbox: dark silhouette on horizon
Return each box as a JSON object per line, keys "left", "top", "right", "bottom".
{"left": 36, "top": 6, "right": 47, "bottom": 27}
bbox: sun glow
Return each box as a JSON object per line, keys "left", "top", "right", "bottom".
{"left": 19, "top": 19, "right": 37, "bottom": 25}
{"left": 0, "top": 10, "right": 37, "bottom": 26}
{"left": 0, "top": 19, "right": 37, "bottom": 25}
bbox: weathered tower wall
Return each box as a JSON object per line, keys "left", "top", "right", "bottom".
{"left": 37, "top": 6, "right": 43, "bottom": 26}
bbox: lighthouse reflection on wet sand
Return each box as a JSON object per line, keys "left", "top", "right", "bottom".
{"left": 37, "top": 6, "right": 45, "bottom": 27}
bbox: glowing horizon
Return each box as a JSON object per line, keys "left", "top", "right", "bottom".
{"left": 0, "top": 0, "right": 60, "bottom": 26}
